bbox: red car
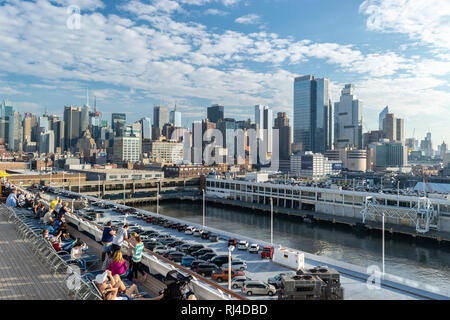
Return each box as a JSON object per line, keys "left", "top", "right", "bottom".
{"left": 228, "top": 238, "right": 237, "bottom": 247}
{"left": 146, "top": 216, "right": 154, "bottom": 223}
{"left": 211, "top": 268, "right": 245, "bottom": 282}
{"left": 261, "top": 246, "right": 273, "bottom": 259}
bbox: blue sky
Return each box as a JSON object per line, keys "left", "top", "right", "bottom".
{"left": 0, "top": 0, "right": 449, "bottom": 145}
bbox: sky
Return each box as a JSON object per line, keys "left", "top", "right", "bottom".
{"left": 0, "top": 0, "right": 449, "bottom": 145}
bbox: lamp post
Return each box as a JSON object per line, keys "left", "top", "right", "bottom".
{"left": 228, "top": 245, "right": 235, "bottom": 290}
{"left": 98, "top": 176, "right": 101, "bottom": 199}
{"left": 123, "top": 179, "right": 126, "bottom": 205}
{"left": 382, "top": 212, "right": 385, "bottom": 278}
{"left": 202, "top": 188, "right": 205, "bottom": 227}
{"left": 156, "top": 182, "right": 160, "bottom": 216}
{"left": 270, "top": 197, "right": 273, "bottom": 245}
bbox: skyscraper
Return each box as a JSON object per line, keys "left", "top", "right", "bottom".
{"left": 140, "top": 117, "right": 152, "bottom": 140}
{"left": 382, "top": 113, "right": 404, "bottom": 143}
{"left": 169, "top": 105, "right": 182, "bottom": 127}
{"left": 255, "top": 105, "right": 273, "bottom": 156}
{"left": 334, "top": 84, "right": 362, "bottom": 149}
{"left": 153, "top": 106, "right": 169, "bottom": 132}
{"left": 379, "top": 106, "right": 389, "bottom": 130}
{"left": 207, "top": 104, "right": 224, "bottom": 124}
{"left": 293, "top": 75, "right": 332, "bottom": 154}
{"left": 64, "top": 106, "right": 81, "bottom": 152}
{"left": 8, "top": 112, "right": 22, "bottom": 152}
{"left": 0, "top": 99, "right": 14, "bottom": 143}
{"left": 274, "top": 112, "right": 292, "bottom": 172}
{"left": 111, "top": 113, "right": 126, "bottom": 131}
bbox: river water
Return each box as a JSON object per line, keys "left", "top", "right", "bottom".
{"left": 138, "top": 200, "right": 450, "bottom": 294}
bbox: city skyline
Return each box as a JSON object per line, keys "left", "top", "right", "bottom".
{"left": 0, "top": 0, "right": 449, "bottom": 144}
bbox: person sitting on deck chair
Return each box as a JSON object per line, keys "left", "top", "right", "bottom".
{"left": 50, "top": 196, "right": 59, "bottom": 211}
{"left": 54, "top": 199, "right": 63, "bottom": 213}
{"left": 57, "top": 202, "right": 70, "bottom": 218}
{"left": 42, "top": 208, "right": 54, "bottom": 225}
{"left": 70, "top": 241, "right": 87, "bottom": 271}
{"left": 107, "top": 250, "right": 129, "bottom": 277}
{"left": 5, "top": 189, "right": 17, "bottom": 207}
{"left": 95, "top": 270, "right": 144, "bottom": 300}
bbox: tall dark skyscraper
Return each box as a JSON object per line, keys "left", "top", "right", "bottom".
{"left": 274, "top": 112, "right": 292, "bottom": 161}
{"left": 111, "top": 113, "right": 126, "bottom": 131}
{"left": 207, "top": 104, "right": 224, "bottom": 123}
{"left": 293, "top": 75, "right": 332, "bottom": 154}
{"left": 63, "top": 106, "right": 81, "bottom": 152}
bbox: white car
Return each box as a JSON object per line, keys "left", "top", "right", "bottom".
{"left": 223, "top": 260, "right": 247, "bottom": 271}
{"left": 248, "top": 244, "right": 260, "bottom": 253}
{"left": 193, "top": 229, "right": 203, "bottom": 237}
{"left": 153, "top": 245, "right": 168, "bottom": 254}
{"left": 185, "top": 227, "right": 195, "bottom": 235}
{"left": 237, "top": 240, "right": 249, "bottom": 250}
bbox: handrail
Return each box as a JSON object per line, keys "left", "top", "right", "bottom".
{"left": 22, "top": 186, "right": 247, "bottom": 300}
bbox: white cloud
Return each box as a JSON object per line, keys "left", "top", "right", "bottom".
{"left": 204, "top": 8, "right": 228, "bottom": 15}
{"left": 360, "top": 0, "right": 450, "bottom": 50}
{"left": 235, "top": 13, "right": 260, "bottom": 25}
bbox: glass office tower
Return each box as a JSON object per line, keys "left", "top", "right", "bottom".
{"left": 293, "top": 75, "right": 332, "bottom": 154}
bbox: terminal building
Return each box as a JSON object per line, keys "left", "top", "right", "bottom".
{"left": 290, "top": 152, "right": 342, "bottom": 180}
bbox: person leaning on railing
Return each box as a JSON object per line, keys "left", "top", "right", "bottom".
{"left": 127, "top": 234, "right": 146, "bottom": 282}
{"left": 101, "top": 221, "right": 116, "bottom": 261}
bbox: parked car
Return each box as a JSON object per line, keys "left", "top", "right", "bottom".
{"left": 199, "top": 252, "right": 217, "bottom": 261}
{"left": 163, "top": 221, "right": 173, "bottom": 228}
{"left": 210, "top": 234, "right": 220, "bottom": 242}
{"left": 248, "top": 243, "right": 260, "bottom": 253}
{"left": 228, "top": 238, "right": 237, "bottom": 246}
{"left": 143, "top": 241, "right": 161, "bottom": 250}
{"left": 261, "top": 246, "right": 274, "bottom": 259}
{"left": 190, "top": 259, "right": 207, "bottom": 270}
{"left": 185, "top": 227, "right": 195, "bottom": 235}
{"left": 211, "top": 268, "right": 245, "bottom": 282}
{"left": 209, "top": 255, "right": 230, "bottom": 267}
{"left": 201, "top": 231, "right": 211, "bottom": 240}
{"left": 231, "top": 276, "right": 252, "bottom": 289}
{"left": 171, "top": 223, "right": 180, "bottom": 229}
{"left": 192, "top": 248, "right": 215, "bottom": 258}
{"left": 186, "top": 244, "right": 205, "bottom": 254}
{"left": 177, "top": 243, "right": 192, "bottom": 253}
{"left": 237, "top": 240, "right": 249, "bottom": 250}
{"left": 193, "top": 229, "right": 203, "bottom": 237}
{"left": 168, "top": 240, "right": 185, "bottom": 248}
{"left": 196, "top": 263, "right": 221, "bottom": 277}
{"left": 181, "top": 256, "right": 195, "bottom": 267}
{"left": 242, "top": 281, "right": 276, "bottom": 296}
{"left": 222, "top": 260, "right": 247, "bottom": 271}
{"left": 167, "top": 251, "right": 185, "bottom": 263}
{"left": 153, "top": 245, "right": 168, "bottom": 254}
{"left": 268, "top": 272, "right": 295, "bottom": 289}
{"left": 177, "top": 224, "right": 187, "bottom": 232}
{"left": 160, "top": 238, "right": 177, "bottom": 246}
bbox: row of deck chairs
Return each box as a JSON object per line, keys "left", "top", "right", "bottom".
{"left": 1, "top": 204, "right": 102, "bottom": 300}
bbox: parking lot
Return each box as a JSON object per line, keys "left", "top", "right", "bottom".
{"left": 45, "top": 187, "right": 419, "bottom": 300}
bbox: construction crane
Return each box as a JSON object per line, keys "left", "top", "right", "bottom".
{"left": 420, "top": 169, "right": 434, "bottom": 193}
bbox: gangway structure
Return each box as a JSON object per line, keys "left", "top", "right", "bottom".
{"left": 361, "top": 196, "right": 438, "bottom": 233}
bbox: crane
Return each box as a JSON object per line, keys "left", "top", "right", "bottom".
{"left": 420, "top": 169, "right": 434, "bottom": 193}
